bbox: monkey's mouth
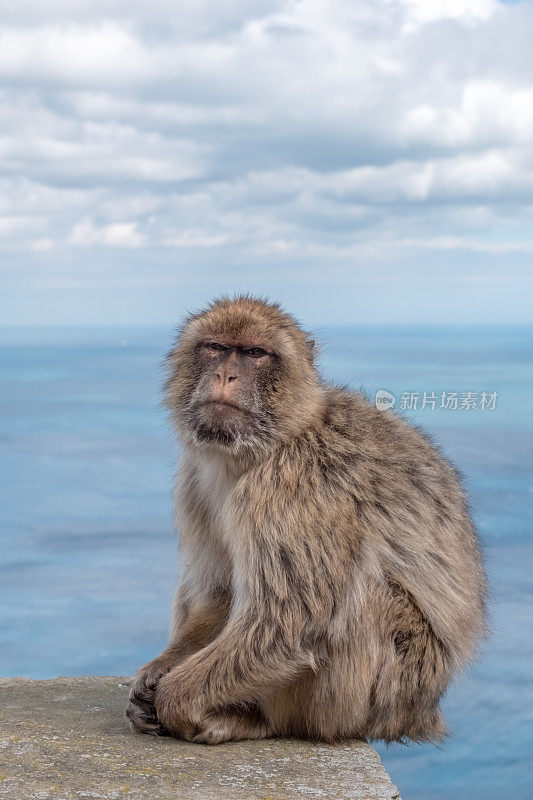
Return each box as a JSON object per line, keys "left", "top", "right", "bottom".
{"left": 191, "top": 400, "right": 258, "bottom": 447}
{"left": 198, "top": 399, "right": 253, "bottom": 417}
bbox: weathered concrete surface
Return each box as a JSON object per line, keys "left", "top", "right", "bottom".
{"left": 0, "top": 677, "right": 401, "bottom": 800}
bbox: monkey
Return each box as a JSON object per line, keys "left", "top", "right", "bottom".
{"left": 126, "top": 296, "right": 486, "bottom": 745}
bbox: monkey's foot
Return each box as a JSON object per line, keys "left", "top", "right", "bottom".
{"left": 192, "top": 710, "right": 273, "bottom": 745}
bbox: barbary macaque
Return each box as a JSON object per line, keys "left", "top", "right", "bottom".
{"left": 126, "top": 296, "right": 486, "bottom": 744}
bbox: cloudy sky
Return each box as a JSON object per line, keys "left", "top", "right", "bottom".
{"left": 1, "top": 0, "right": 532, "bottom": 326}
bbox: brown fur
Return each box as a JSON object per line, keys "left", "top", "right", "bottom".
{"left": 127, "top": 296, "right": 486, "bottom": 744}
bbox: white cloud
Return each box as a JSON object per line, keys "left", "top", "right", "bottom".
{"left": 0, "top": 25, "right": 152, "bottom": 87}
{"left": 31, "top": 238, "right": 54, "bottom": 251}
{"left": 0, "top": 0, "right": 532, "bottom": 323}
{"left": 402, "top": 80, "right": 533, "bottom": 147}
{"left": 0, "top": 214, "right": 46, "bottom": 237}
{"left": 388, "top": 0, "right": 497, "bottom": 29}
{"left": 68, "top": 218, "right": 145, "bottom": 247}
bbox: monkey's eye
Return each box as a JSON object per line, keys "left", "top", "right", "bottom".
{"left": 204, "top": 342, "right": 228, "bottom": 352}
{"left": 243, "top": 347, "right": 268, "bottom": 358}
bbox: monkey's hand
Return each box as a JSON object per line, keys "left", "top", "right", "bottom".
{"left": 126, "top": 651, "right": 180, "bottom": 735}
{"left": 153, "top": 666, "right": 207, "bottom": 741}
{"left": 153, "top": 669, "right": 270, "bottom": 744}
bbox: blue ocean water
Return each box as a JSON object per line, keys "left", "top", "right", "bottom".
{"left": 0, "top": 325, "right": 531, "bottom": 799}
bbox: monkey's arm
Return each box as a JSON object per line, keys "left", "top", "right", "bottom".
{"left": 154, "top": 483, "right": 352, "bottom": 740}
{"left": 126, "top": 584, "right": 230, "bottom": 734}
{"left": 154, "top": 604, "right": 311, "bottom": 739}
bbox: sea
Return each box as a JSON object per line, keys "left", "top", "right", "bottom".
{"left": 0, "top": 325, "right": 531, "bottom": 799}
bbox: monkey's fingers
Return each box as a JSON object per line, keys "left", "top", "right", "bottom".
{"left": 126, "top": 697, "right": 168, "bottom": 736}
{"left": 129, "top": 676, "right": 156, "bottom": 705}
{"left": 127, "top": 680, "right": 169, "bottom": 736}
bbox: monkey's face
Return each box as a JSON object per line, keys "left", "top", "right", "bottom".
{"left": 180, "top": 336, "right": 280, "bottom": 454}
{"left": 165, "top": 297, "right": 323, "bottom": 459}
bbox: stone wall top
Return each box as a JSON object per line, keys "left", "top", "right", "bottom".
{"left": 0, "top": 676, "right": 401, "bottom": 800}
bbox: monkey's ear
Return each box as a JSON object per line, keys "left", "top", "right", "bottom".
{"left": 306, "top": 337, "right": 316, "bottom": 365}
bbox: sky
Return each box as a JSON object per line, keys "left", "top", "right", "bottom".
{"left": 1, "top": 0, "right": 532, "bottom": 327}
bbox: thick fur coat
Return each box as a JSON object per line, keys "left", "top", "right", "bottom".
{"left": 127, "top": 297, "right": 486, "bottom": 744}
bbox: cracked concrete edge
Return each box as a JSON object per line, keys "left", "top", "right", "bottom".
{"left": 0, "top": 677, "right": 401, "bottom": 800}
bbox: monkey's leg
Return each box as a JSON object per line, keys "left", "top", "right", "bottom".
{"left": 127, "top": 588, "right": 230, "bottom": 735}
{"left": 363, "top": 582, "right": 452, "bottom": 743}
{"left": 260, "top": 582, "right": 453, "bottom": 744}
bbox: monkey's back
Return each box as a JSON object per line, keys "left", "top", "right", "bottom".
{"left": 226, "top": 384, "right": 486, "bottom": 742}
{"left": 315, "top": 385, "right": 486, "bottom": 667}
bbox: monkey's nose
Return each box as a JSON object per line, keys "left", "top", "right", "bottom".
{"left": 215, "top": 369, "right": 238, "bottom": 384}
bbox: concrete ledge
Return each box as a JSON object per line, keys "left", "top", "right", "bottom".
{"left": 0, "top": 676, "right": 401, "bottom": 800}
